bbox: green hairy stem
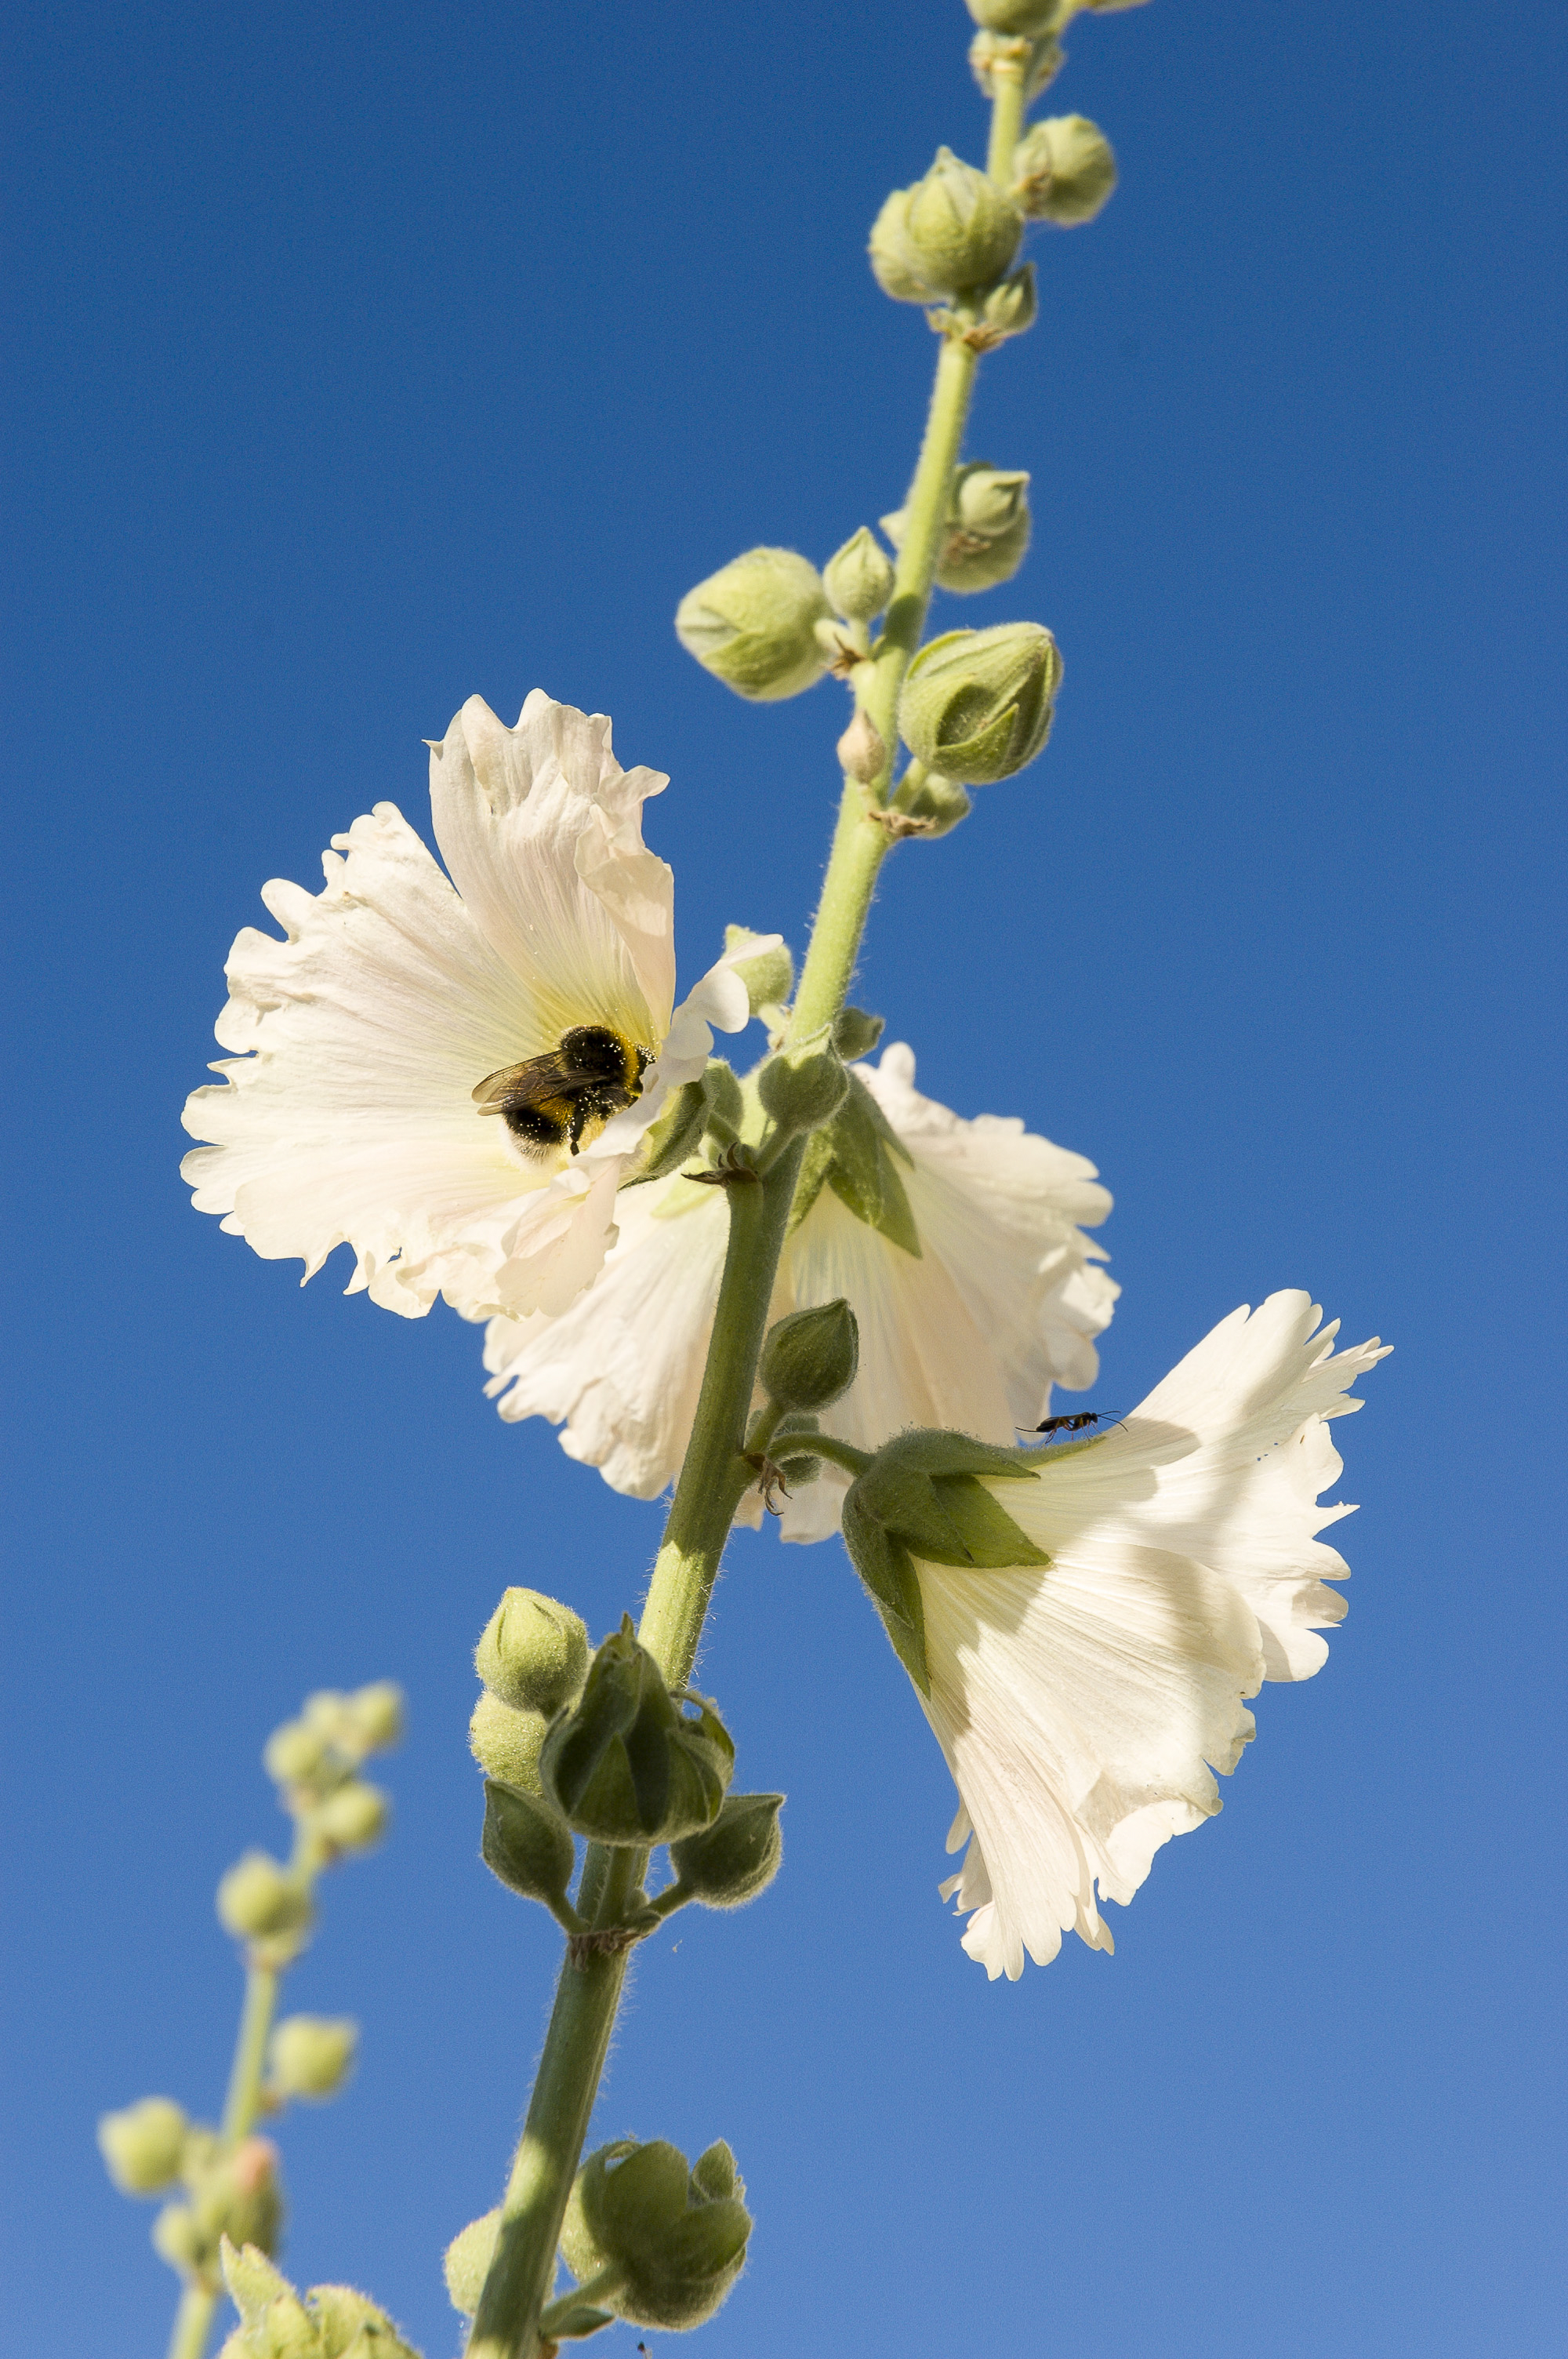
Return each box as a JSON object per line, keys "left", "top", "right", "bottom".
{"left": 465, "top": 72, "right": 1014, "bottom": 2359}
{"left": 163, "top": 1964, "right": 281, "bottom": 2359}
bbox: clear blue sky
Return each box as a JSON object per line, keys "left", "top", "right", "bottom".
{"left": 3, "top": 3, "right": 1564, "bottom": 2354}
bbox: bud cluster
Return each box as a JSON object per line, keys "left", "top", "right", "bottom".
{"left": 869, "top": 147, "right": 1023, "bottom": 307}
{"left": 218, "top": 2238, "right": 421, "bottom": 2359}
{"left": 561, "top": 2137, "right": 754, "bottom": 2331}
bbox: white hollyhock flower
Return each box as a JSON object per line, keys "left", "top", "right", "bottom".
{"left": 481, "top": 1042, "right": 1118, "bottom": 1538}
{"left": 909, "top": 1292, "right": 1388, "bottom": 1979}
{"left": 180, "top": 692, "right": 763, "bottom": 1321}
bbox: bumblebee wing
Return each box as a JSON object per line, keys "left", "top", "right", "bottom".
{"left": 471, "top": 1052, "right": 573, "bottom": 1112}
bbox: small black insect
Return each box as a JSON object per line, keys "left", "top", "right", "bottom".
{"left": 1023, "top": 1410, "right": 1123, "bottom": 1438}
{"left": 472, "top": 1024, "right": 652, "bottom": 1157}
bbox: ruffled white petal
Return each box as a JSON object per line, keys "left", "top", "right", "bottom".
{"left": 482, "top": 1043, "right": 1116, "bottom": 1534}
{"left": 181, "top": 693, "right": 740, "bottom": 1322}
{"left": 915, "top": 1292, "right": 1388, "bottom": 1977}
{"left": 428, "top": 691, "right": 673, "bottom": 1052}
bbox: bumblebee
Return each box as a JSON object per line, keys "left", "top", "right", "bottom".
{"left": 472, "top": 1024, "right": 652, "bottom": 1158}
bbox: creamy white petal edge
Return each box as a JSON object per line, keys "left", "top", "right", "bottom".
{"left": 180, "top": 692, "right": 763, "bottom": 1321}
{"left": 921, "top": 1290, "right": 1390, "bottom": 1980}
{"left": 480, "top": 1042, "right": 1119, "bottom": 1538}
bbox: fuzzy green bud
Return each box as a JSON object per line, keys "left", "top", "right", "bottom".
{"left": 884, "top": 463, "right": 1033, "bottom": 594}
{"left": 756, "top": 1041, "right": 850, "bottom": 1136}
{"left": 218, "top": 2240, "right": 419, "bottom": 2359}
{"left": 480, "top": 1778, "right": 576, "bottom": 1910}
{"left": 98, "top": 2097, "right": 189, "bottom": 2195}
{"left": 759, "top": 1300, "right": 860, "bottom": 1413}
{"left": 267, "top": 2017, "right": 358, "bottom": 2103}
{"left": 541, "top": 1619, "right": 734, "bottom": 1847}
{"left": 443, "top": 2209, "right": 500, "bottom": 2317}
{"left": 723, "top": 923, "right": 794, "bottom": 1015}
{"left": 669, "top": 1793, "right": 784, "bottom": 1910}
{"left": 836, "top": 707, "right": 887, "bottom": 787}
{"left": 468, "top": 1689, "right": 549, "bottom": 1795}
{"left": 561, "top": 2138, "right": 753, "bottom": 2332}
{"left": 970, "top": 29, "right": 1064, "bottom": 104}
{"left": 217, "top": 1855, "right": 313, "bottom": 1944}
{"left": 311, "top": 1779, "right": 389, "bottom": 1855}
{"left": 262, "top": 1721, "right": 335, "bottom": 1792}
{"left": 676, "top": 548, "right": 830, "bottom": 701}
{"left": 1013, "top": 114, "right": 1118, "bottom": 224}
{"left": 977, "top": 263, "right": 1038, "bottom": 345}
{"left": 475, "top": 1587, "right": 590, "bottom": 1717}
{"left": 823, "top": 526, "right": 895, "bottom": 623}
{"left": 347, "top": 1681, "right": 405, "bottom": 1754}
{"left": 888, "top": 769, "right": 974, "bottom": 838}
{"left": 163, "top": 2139, "right": 284, "bottom": 2286}
{"left": 869, "top": 148, "right": 1022, "bottom": 303}
{"left": 898, "top": 623, "right": 1062, "bottom": 784}
{"left": 833, "top": 1005, "right": 885, "bottom": 1061}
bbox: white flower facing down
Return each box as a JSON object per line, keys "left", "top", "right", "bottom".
{"left": 915, "top": 1292, "right": 1388, "bottom": 1979}
{"left": 481, "top": 1043, "right": 1118, "bottom": 1540}
{"left": 181, "top": 692, "right": 765, "bottom": 1321}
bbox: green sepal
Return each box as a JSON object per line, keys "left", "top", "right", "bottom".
{"left": 626, "top": 1078, "right": 707, "bottom": 1184}
{"left": 849, "top": 1429, "right": 1047, "bottom": 1570}
{"left": 840, "top": 1499, "right": 930, "bottom": 1696}
{"left": 788, "top": 1071, "right": 920, "bottom": 1256}
{"left": 701, "top": 1060, "right": 745, "bottom": 1147}
{"left": 480, "top": 1779, "right": 576, "bottom": 1910}
{"left": 541, "top": 2300, "right": 615, "bottom": 2341}
{"left": 542, "top": 1619, "right": 735, "bottom": 1846}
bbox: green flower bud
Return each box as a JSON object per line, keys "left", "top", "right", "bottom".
{"left": 836, "top": 707, "right": 888, "bottom": 787}
{"left": 700, "top": 1058, "right": 745, "bottom": 1145}
{"left": 970, "top": 29, "right": 1064, "bottom": 104}
{"left": 347, "top": 1681, "right": 405, "bottom": 1754}
{"left": 267, "top": 2016, "right": 358, "bottom": 2102}
{"left": 311, "top": 1779, "right": 389, "bottom": 1855}
{"left": 669, "top": 1794, "right": 785, "bottom": 1910}
{"left": 217, "top": 1855, "right": 313, "bottom": 1944}
{"left": 884, "top": 463, "right": 1033, "bottom": 594}
{"left": 871, "top": 148, "right": 1022, "bottom": 304}
{"left": 675, "top": 548, "right": 831, "bottom": 701}
{"left": 480, "top": 1777, "right": 576, "bottom": 1909}
{"left": 756, "top": 1041, "right": 850, "bottom": 1136}
{"left": 153, "top": 2201, "right": 205, "bottom": 2279}
{"left": 443, "top": 2208, "right": 500, "bottom": 2317}
{"left": 98, "top": 2096, "right": 190, "bottom": 2195}
{"left": 262, "top": 1721, "right": 336, "bottom": 1794}
{"left": 967, "top": 0, "right": 1062, "bottom": 30}
{"left": 1012, "top": 114, "right": 1118, "bottom": 224}
{"left": 541, "top": 1619, "right": 734, "bottom": 1847}
{"left": 823, "top": 526, "right": 895, "bottom": 623}
{"left": 977, "top": 262, "right": 1038, "bottom": 346}
{"left": 219, "top": 2241, "right": 419, "bottom": 2359}
{"left": 898, "top": 623, "right": 1062, "bottom": 784}
{"left": 475, "top": 1588, "right": 590, "bottom": 1717}
{"left": 469, "top": 1689, "right": 549, "bottom": 1794}
{"left": 561, "top": 2138, "right": 753, "bottom": 2332}
{"left": 759, "top": 1300, "right": 860, "bottom": 1413}
{"left": 867, "top": 189, "right": 930, "bottom": 304}
{"left": 723, "top": 923, "right": 794, "bottom": 1015}
{"left": 833, "top": 1005, "right": 885, "bottom": 1061}
{"left": 887, "top": 768, "right": 974, "bottom": 838}
{"left": 169, "top": 2141, "right": 285, "bottom": 2289}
